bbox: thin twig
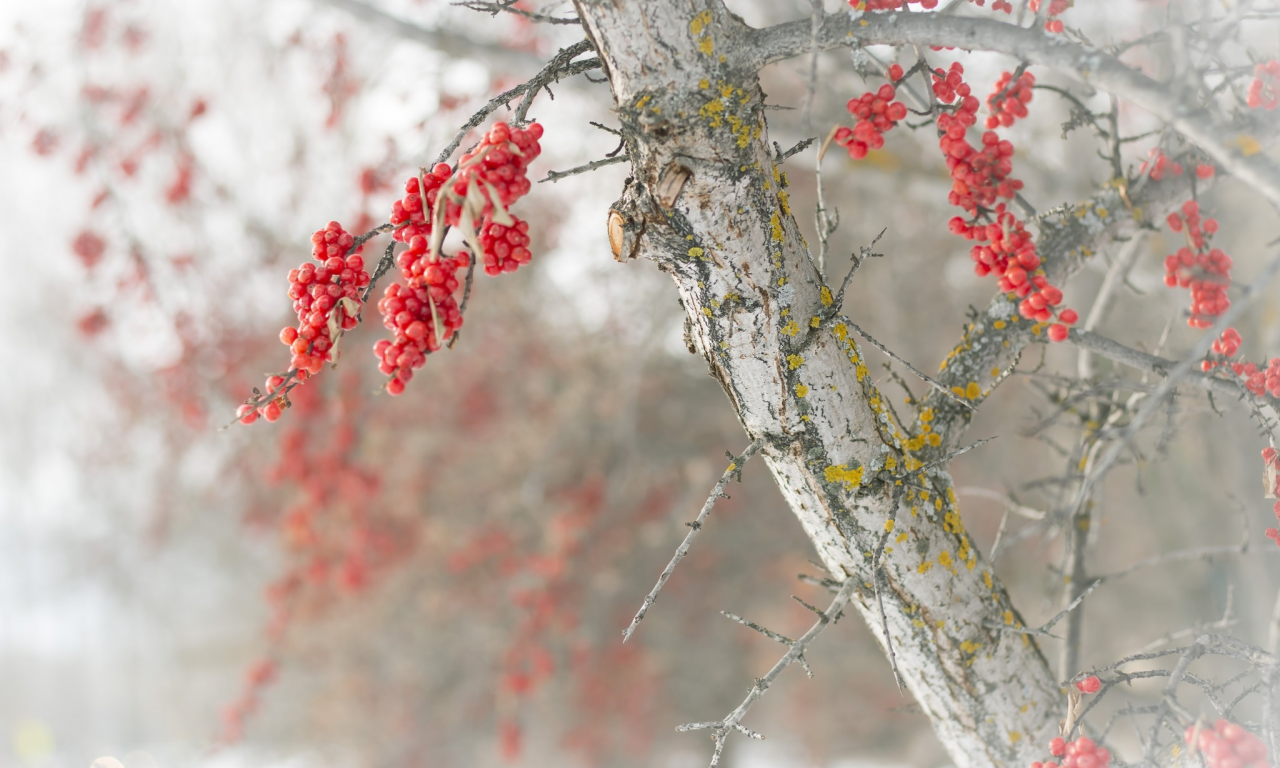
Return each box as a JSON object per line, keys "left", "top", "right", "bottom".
{"left": 539, "top": 153, "right": 629, "bottom": 183}
{"left": 622, "top": 439, "right": 765, "bottom": 642}
{"left": 454, "top": 0, "right": 581, "bottom": 24}
{"left": 432, "top": 41, "right": 599, "bottom": 166}
{"left": 676, "top": 576, "right": 858, "bottom": 767}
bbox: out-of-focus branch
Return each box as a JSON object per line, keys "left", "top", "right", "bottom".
{"left": 1074, "top": 248, "right": 1280, "bottom": 507}
{"left": 1068, "top": 329, "right": 1243, "bottom": 397}
{"left": 1078, "top": 233, "right": 1147, "bottom": 380}
{"left": 454, "top": 0, "right": 581, "bottom": 25}
{"left": 314, "top": 0, "right": 544, "bottom": 67}
{"left": 750, "top": 13, "right": 1280, "bottom": 211}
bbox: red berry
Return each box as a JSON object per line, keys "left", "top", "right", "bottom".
{"left": 1076, "top": 675, "right": 1101, "bottom": 694}
{"left": 261, "top": 401, "right": 283, "bottom": 422}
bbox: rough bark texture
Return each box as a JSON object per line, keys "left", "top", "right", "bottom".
{"left": 571, "top": 2, "right": 1064, "bottom": 765}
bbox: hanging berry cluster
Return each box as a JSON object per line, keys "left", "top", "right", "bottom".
{"left": 1029, "top": 736, "right": 1111, "bottom": 768}
{"left": 834, "top": 78, "right": 908, "bottom": 159}
{"left": 1247, "top": 60, "right": 1280, "bottom": 110}
{"left": 986, "top": 70, "right": 1035, "bottom": 129}
{"left": 1028, "top": 0, "right": 1070, "bottom": 33}
{"left": 929, "top": 64, "right": 1076, "bottom": 341}
{"left": 377, "top": 121, "right": 543, "bottom": 395}
{"left": 238, "top": 221, "right": 370, "bottom": 424}
{"left": 1185, "top": 720, "right": 1270, "bottom": 768}
{"left": 1162, "top": 200, "right": 1231, "bottom": 329}
{"left": 236, "top": 121, "right": 544, "bottom": 422}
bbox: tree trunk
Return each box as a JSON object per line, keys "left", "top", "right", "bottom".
{"left": 572, "top": 2, "right": 1063, "bottom": 765}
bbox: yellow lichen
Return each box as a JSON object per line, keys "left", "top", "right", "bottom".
{"left": 782, "top": 320, "right": 800, "bottom": 336}
{"left": 824, "top": 463, "right": 864, "bottom": 490}
{"left": 795, "top": 383, "right": 809, "bottom": 398}
{"left": 1237, "top": 134, "right": 1262, "bottom": 156}
{"left": 689, "top": 10, "right": 712, "bottom": 35}
{"left": 966, "top": 382, "right": 981, "bottom": 400}
{"left": 820, "top": 286, "right": 833, "bottom": 307}
{"left": 787, "top": 354, "right": 805, "bottom": 370}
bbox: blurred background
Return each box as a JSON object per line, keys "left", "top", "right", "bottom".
{"left": 2, "top": 1, "right": 1280, "bottom": 767}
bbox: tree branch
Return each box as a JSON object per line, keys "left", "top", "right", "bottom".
{"left": 314, "top": 0, "right": 543, "bottom": 67}
{"left": 622, "top": 439, "right": 764, "bottom": 642}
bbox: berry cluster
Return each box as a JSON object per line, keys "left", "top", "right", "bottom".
{"left": 377, "top": 122, "right": 543, "bottom": 395}
{"left": 986, "top": 70, "right": 1035, "bottom": 129}
{"left": 1139, "top": 149, "right": 1183, "bottom": 181}
{"left": 1028, "top": 0, "right": 1070, "bottom": 33}
{"left": 1030, "top": 736, "right": 1110, "bottom": 768}
{"left": 1162, "top": 200, "right": 1231, "bottom": 329}
{"left": 936, "top": 66, "right": 1021, "bottom": 210}
{"left": 373, "top": 241, "right": 468, "bottom": 395}
{"left": 388, "top": 122, "right": 542, "bottom": 252}
{"left": 239, "top": 221, "right": 370, "bottom": 424}
{"left": 389, "top": 161, "right": 453, "bottom": 245}
{"left": 1211, "top": 327, "right": 1243, "bottom": 359}
{"left": 1230, "top": 358, "right": 1280, "bottom": 400}
{"left": 933, "top": 65, "right": 1076, "bottom": 341}
{"left": 1185, "top": 720, "right": 1270, "bottom": 768}
{"left": 1247, "top": 61, "right": 1280, "bottom": 111}
{"left": 836, "top": 82, "right": 909, "bottom": 159}
{"left": 479, "top": 217, "right": 533, "bottom": 275}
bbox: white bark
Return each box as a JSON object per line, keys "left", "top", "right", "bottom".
{"left": 572, "top": 3, "right": 1063, "bottom": 765}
